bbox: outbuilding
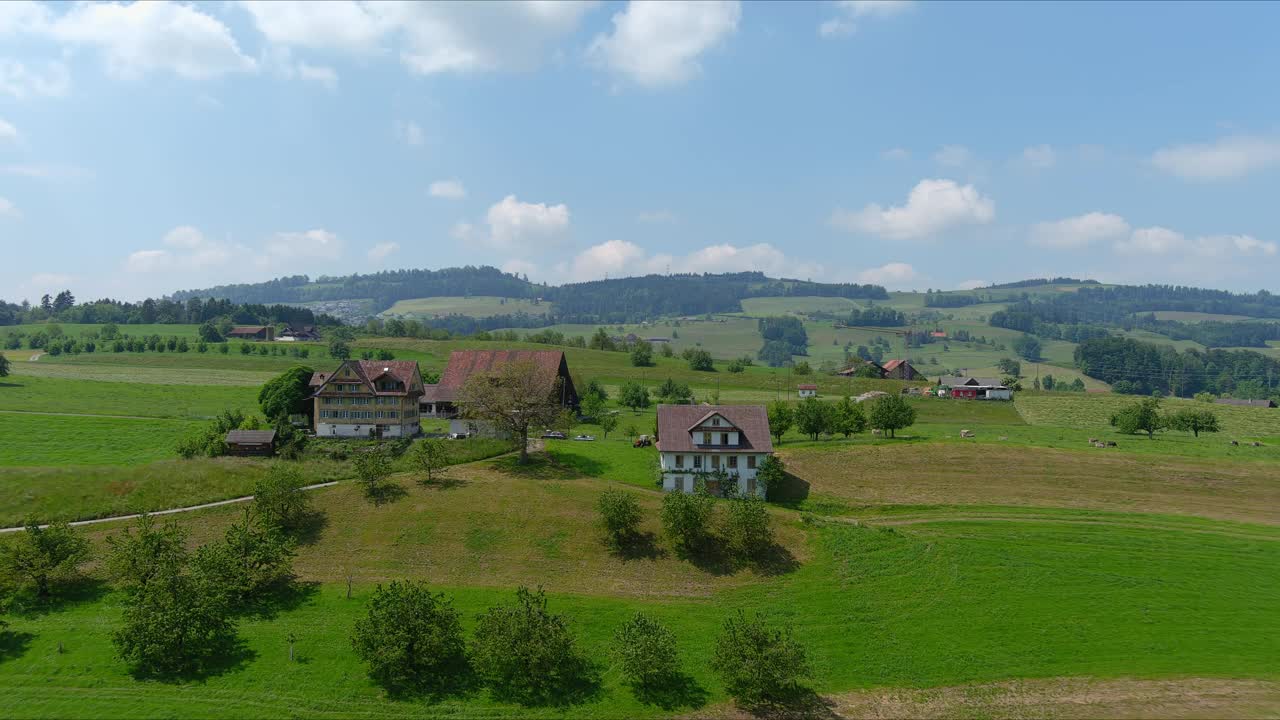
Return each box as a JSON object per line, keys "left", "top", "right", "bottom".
{"left": 798, "top": 384, "right": 818, "bottom": 398}
{"left": 225, "top": 429, "right": 277, "bottom": 457}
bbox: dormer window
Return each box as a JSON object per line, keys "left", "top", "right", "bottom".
{"left": 712, "top": 417, "right": 720, "bottom": 426}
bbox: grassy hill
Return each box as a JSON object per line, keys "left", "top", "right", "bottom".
{"left": 381, "top": 296, "right": 553, "bottom": 319}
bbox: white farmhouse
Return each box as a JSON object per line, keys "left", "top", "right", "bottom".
{"left": 656, "top": 404, "right": 773, "bottom": 498}
{"left": 797, "top": 384, "right": 818, "bottom": 398}
{"left": 308, "top": 360, "right": 424, "bottom": 439}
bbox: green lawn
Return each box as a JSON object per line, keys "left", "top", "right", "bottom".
{"left": 1, "top": 323, "right": 204, "bottom": 340}
{"left": 0, "top": 372, "right": 259, "bottom": 418}
{"left": 1017, "top": 393, "right": 1280, "bottom": 439}
{"left": 0, "top": 413, "right": 200, "bottom": 466}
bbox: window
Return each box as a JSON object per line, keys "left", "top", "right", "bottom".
{"left": 703, "top": 432, "right": 712, "bottom": 444}
{"left": 721, "top": 433, "right": 729, "bottom": 445}
{"left": 728, "top": 455, "right": 738, "bottom": 468}
{"left": 674, "top": 455, "right": 684, "bottom": 468}
{"left": 693, "top": 456, "right": 702, "bottom": 469}
{"left": 711, "top": 455, "right": 720, "bottom": 469}
{"left": 747, "top": 455, "right": 757, "bottom": 469}
{"left": 712, "top": 416, "right": 720, "bottom": 426}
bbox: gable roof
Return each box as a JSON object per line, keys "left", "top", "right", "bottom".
{"left": 657, "top": 404, "right": 773, "bottom": 454}
{"left": 424, "top": 349, "right": 568, "bottom": 404}
{"left": 939, "top": 376, "right": 1004, "bottom": 388}
{"left": 687, "top": 410, "right": 736, "bottom": 432}
{"left": 1215, "top": 398, "right": 1276, "bottom": 408}
{"left": 226, "top": 429, "right": 276, "bottom": 444}
{"left": 882, "top": 359, "right": 910, "bottom": 372}
{"left": 798, "top": 384, "right": 818, "bottom": 390}
{"left": 309, "top": 360, "right": 423, "bottom": 397}
{"left": 228, "top": 325, "right": 270, "bottom": 334}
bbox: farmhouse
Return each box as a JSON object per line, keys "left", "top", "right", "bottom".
{"left": 227, "top": 325, "right": 275, "bottom": 341}
{"left": 279, "top": 324, "right": 321, "bottom": 341}
{"left": 1215, "top": 398, "right": 1276, "bottom": 408}
{"left": 656, "top": 404, "right": 773, "bottom": 498}
{"left": 881, "top": 359, "right": 923, "bottom": 380}
{"left": 225, "top": 429, "right": 276, "bottom": 457}
{"left": 938, "top": 376, "right": 1012, "bottom": 400}
{"left": 309, "top": 360, "right": 424, "bottom": 438}
{"left": 798, "top": 384, "right": 818, "bottom": 398}
{"left": 420, "top": 349, "right": 578, "bottom": 435}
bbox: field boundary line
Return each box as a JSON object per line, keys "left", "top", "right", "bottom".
{"left": 0, "top": 409, "right": 201, "bottom": 421}
{"left": 0, "top": 481, "right": 339, "bottom": 534}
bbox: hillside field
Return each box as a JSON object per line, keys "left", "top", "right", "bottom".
{"left": 382, "top": 296, "right": 552, "bottom": 319}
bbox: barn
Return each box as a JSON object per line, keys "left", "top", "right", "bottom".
{"left": 225, "top": 429, "right": 277, "bottom": 457}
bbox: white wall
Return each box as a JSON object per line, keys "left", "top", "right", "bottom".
{"left": 659, "top": 452, "right": 766, "bottom": 497}
{"left": 317, "top": 422, "right": 419, "bottom": 438}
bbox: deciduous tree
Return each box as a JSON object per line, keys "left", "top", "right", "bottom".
{"left": 619, "top": 381, "right": 651, "bottom": 412}
{"left": 0, "top": 520, "right": 90, "bottom": 600}
{"left": 660, "top": 488, "right": 714, "bottom": 553}
{"left": 412, "top": 438, "right": 450, "bottom": 485}
{"left": 611, "top": 612, "right": 681, "bottom": 693}
{"left": 458, "top": 359, "right": 564, "bottom": 464}
{"left": 832, "top": 395, "right": 866, "bottom": 437}
{"left": 710, "top": 611, "right": 811, "bottom": 707}
{"left": 1110, "top": 397, "right": 1165, "bottom": 439}
{"left": 258, "top": 365, "right": 315, "bottom": 422}
{"left": 597, "top": 489, "right": 642, "bottom": 549}
{"left": 1166, "top": 408, "right": 1220, "bottom": 438}
{"left": 868, "top": 394, "right": 916, "bottom": 438}
{"left": 794, "top": 397, "right": 833, "bottom": 441}
{"left": 471, "top": 586, "right": 590, "bottom": 704}
{"left": 351, "top": 581, "right": 467, "bottom": 694}
{"left": 252, "top": 465, "right": 312, "bottom": 532}
{"left": 767, "top": 401, "right": 794, "bottom": 444}
{"left": 721, "top": 495, "right": 773, "bottom": 560}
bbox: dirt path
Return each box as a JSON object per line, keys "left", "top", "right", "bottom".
{"left": 0, "top": 481, "right": 340, "bottom": 534}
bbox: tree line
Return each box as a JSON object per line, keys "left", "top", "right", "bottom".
{"left": 1074, "top": 336, "right": 1280, "bottom": 398}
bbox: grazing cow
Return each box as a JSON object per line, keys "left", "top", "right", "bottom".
{"left": 1230, "top": 440, "right": 1240, "bottom": 446}
{"left": 1106, "top": 441, "right": 1117, "bottom": 447}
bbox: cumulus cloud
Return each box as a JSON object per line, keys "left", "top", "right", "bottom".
{"left": 125, "top": 249, "right": 172, "bottom": 273}
{"left": 1151, "top": 134, "right": 1280, "bottom": 181}
{"left": 238, "top": 0, "right": 386, "bottom": 53}
{"left": 1030, "top": 212, "right": 1130, "bottom": 249}
{"left": 483, "top": 195, "right": 571, "bottom": 250}
{"left": 1115, "top": 226, "right": 1184, "bottom": 256}
{"left": 162, "top": 225, "right": 206, "bottom": 249}
{"left": 563, "top": 239, "right": 664, "bottom": 280}
{"left": 829, "top": 178, "right": 995, "bottom": 240}
{"left": 0, "top": 59, "right": 70, "bottom": 100}
{"left": 428, "top": 179, "right": 466, "bottom": 199}
{"left": 0, "top": 1, "right": 51, "bottom": 35}
{"left": 856, "top": 262, "right": 917, "bottom": 287}
{"left": 819, "top": 0, "right": 912, "bottom": 38}
{"left": 0, "top": 196, "right": 19, "bottom": 218}
{"left": 588, "top": 0, "right": 740, "bottom": 87}
{"left": 1107, "top": 223, "right": 1277, "bottom": 260}
{"left": 265, "top": 229, "right": 343, "bottom": 261}
{"left": 1019, "top": 144, "right": 1056, "bottom": 169}
{"left": 48, "top": 1, "right": 257, "bottom": 80}
{"left": 368, "top": 242, "right": 400, "bottom": 261}
{"left": 551, "top": 240, "right": 822, "bottom": 283}
{"left": 0, "top": 117, "right": 16, "bottom": 142}
{"left": 296, "top": 61, "right": 338, "bottom": 89}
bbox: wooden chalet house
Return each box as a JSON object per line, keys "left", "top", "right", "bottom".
{"left": 227, "top": 325, "right": 275, "bottom": 341}
{"left": 309, "top": 360, "right": 425, "bottom": 438}
{"left": 656, "top": 405, "right": 773, "bottom": 498}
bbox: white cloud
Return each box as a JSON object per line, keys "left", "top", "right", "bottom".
{"left": 819, "top": 0, "right": 912, "bottom": 38}
{"left": 0, "top": 196, "right": 19, "bottom": 218}
{"left": 1113, "top": 225, "right": 1277, "bottom": 260}
{"left": 933, "top": 144, "right": 974, "bottom": 167}
{"left": 1193, "top": 234, "right": 1276, "bottom": 257}
{"left": 125, "top": 249, "right": 172, "bottom": 273}
{"left": 681, "top": 243, "right": 821, "bottom": 278}
{"left": 1030, "top": 212, "right": 1130, "bottom": 249}
{"left": 636, "top": 209, "right": 677, "bottom": 223}
{"left": 368, "top": 242, "right": 400, "bottom": 261}
{"left": 0, "top": 1, "right": 50, "bottom": 35}
{"left": 396, "top": 120, "right": 424, "bottom": 147}
{"left": 881, "top": 147, "right": 910, "bottom": 161}
{"left": 1151, "top": 134, "right": 1280, "bottom": 181}
{"left": 296, "top": 62, "right": 338, "bottom": 89}
{"left": 484, "top": 195, "right": 571, "bottom": 250}
{"left": 0, "top": 117, "right": 17, "bottom": 142}
{"left": 0, "top": 59, "right": 70, "bottom": 100}
{"left": 162, "top": 225, "right": 206, "bottom": 249}
{"left": 830, "top": 178, "right": 995, "bottom": 240}
{"left": 48, "top": 1, "right": 257, "bottom": 80}
{"left": 555, "top": 240, "right": 822, "bottom": 283}
{"left": 428, "top": 179, "right": 466, "bottom": 199}
{"left": 856, "top": 261, "right": 917, "bottom": 287}
{"left": 956, "top": 279, "right": 987, "bottom": 290}
{"left": 501, "top": 259, "right": 539, "bottom": 278}
{"left": 238, "top": 1, "right": 386, "bottom": 53}
{"left": 265, "top": 229, "right": 343, "bottom": 261}
{"left": 588, "top": 0, "right": 740, "bottom": 87}
{"left": 1020, "top": 144, "right": 1056, "bottom": 169}
{"left": 563, "top": 239, "right": 664, "bottom": 281}
{"left": 1115, "top": 226, "right": 1185, "bottom": 256}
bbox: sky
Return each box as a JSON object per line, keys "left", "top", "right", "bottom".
{"left": 2, "top": 0, "right": 1280, "bottom": 302}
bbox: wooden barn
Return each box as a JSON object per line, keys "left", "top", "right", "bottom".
{"left": 225, "top": 429, "right": 277, "bottom": 457}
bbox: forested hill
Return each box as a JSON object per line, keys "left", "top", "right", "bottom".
{"left": 168, "top": 267, "right": 888, "bottom": 323}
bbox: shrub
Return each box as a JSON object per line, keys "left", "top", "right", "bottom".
{"left": 597, "top": 489, "right": 642, "bottom": 549}
{"left": 684, "top": 348, "right": 714, "bottom": 372}
{"left": 353, "top": 448, "right": 395, "bottom": 498}
{"left": 756, "top": 455, "right": 787, "bottom": 499}
{"left": 472, "top": 586, "right": 590, "bottom": 704}
{"left": 351, "top": 581, "right": 467, "bottom": 694}
{"left": 660, "top": 488, "right": 714, "bottom": 553}
{"left": 711, "top": 611, "right": 811, "bottom": 707}
{"left": 721, "top": 495, "right": 773, "bottom": 560}
{"left": 253, "top": 465, "right": 312, "bottom": 532}
{"left": 192, "top": 510, "right": 295, "bottom": 605}
{"left": 611, "top": 612, "right": 680, "bottom": 691}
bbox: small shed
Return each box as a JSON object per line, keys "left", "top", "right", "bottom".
{"left": 1214, "top": 398, "right": 1276, "bottom": 408}
{"left": 225, "top": 429, "right": 277, "bottom": 457}
{"left": 798, "top": 384, "right": 819, "bottom": 398}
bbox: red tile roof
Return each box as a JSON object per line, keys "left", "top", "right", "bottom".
{"left": 798, "top": 384, "right": 818, "bottom": 390}
{"left": 309, "top": 360, "right": 423, "bottom": 397}
{"left": 881, "top": 359, "right": 905, "bottom": 371}
{"left": 656, "top": 404, "right": 773, "bottom": 454}
{"left": 424, "top": 349, "right": 568, "bottom": 403}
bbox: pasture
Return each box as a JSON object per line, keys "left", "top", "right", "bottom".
{"left": 382, "top": 296, "right": 553, "bottom": 318}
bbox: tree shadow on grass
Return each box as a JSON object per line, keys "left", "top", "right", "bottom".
{"left": 381, "top": 658, "right": 481, "bottom": 704}
{"left": 741, "top": 688, "right": 838, "bottom": 719}
{"left": 8, "top": 577, "right": 110, "bottom": 619}
{"left": 751, "top": 542, "right": 801, "bottom": 577}
{"left": 488, "top": 658, "right": 603, "bottom": 708}
{"left": 629, "top": 671, "right": 709, "bottom": 711}
{"left": 129, "top": 637, "right": 257, "bottom": 684}
{"left": 491, "top": 452, "right": 603, "bottom": 481}
{"left": 365, "top": 482, "right": 408, "bottom": 506}
{"left": 239, "top": 580, "right": 320, "bottom": 621}
{"left": 766, "top": 471, "right": 811, "bottom": 505}
{"left": 0, "top": 631, "right": 35, "bottom": 663}
{"left": 611, "top": 531, "right": 666, "bottom": 561}
{"left": 0, "top": 382, "right": 24, "bottom": 388}
{"left": 679, "top": 541, "right": 737, "bottom": 577}
{"left": 418, "top": 475, "right": 469, "bottom": 491}
{"left": 291, "top": 509, "right": 329, "bottom": 547}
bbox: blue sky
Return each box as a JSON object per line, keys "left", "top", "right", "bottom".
{"left": 2, "top": 0, "right": 1279, "bottom": 302}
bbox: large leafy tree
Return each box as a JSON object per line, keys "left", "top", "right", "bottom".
{"left": 660, "top": 488, "right": 714, "bottom": 554}
{"left": 793, "top": 398, "right": 833, "bottom": 441}
{"left": 113, "top": 564, "right": 236, "bottom": 677}
{"left": 868, "top": 394, "right": 916, "bottom": 438}
{"left": 0, "top": 520, "right": 90, "bottom": 600}
{"left": 351, "top": 581, "right": 467, "bottom": 694}
{"left": 610, "top": 612, "right": 681, "bottom": 694}
{"left": 766, "top": 401, "right": 794, "bottom": 443}
{"left": 597, "top": 489, "right": 642, "bottom": 550}
{"left": 756, "top": 455, "right": 787, "bottom": 499}
{"left": 471, "top": 586, "right": 590, "bottom": 705}
{"left": 253, "top": 466, "right": 312, "bottom": 532}
{"left": 458, "top": 359, "right": 564, "bottom": 464}
{"left": 258, "top": 365, "right": 315, "bottom": 422}
{"left": 1110, "top": 397, "right": 1166, "bottom": 439}
{"left": 630, "top": 341, "right": 654, "bottom": 367}
{"left": 0, "top": 351, "right": 9, "bottom": 378}
{"left": 1165, "top": 407, "right": 1221, "bottom": 438}
{"left": 193, "top": 509, "right": 295, "bottom": 606}
{"left": 720, "top": 495, "right": 773, "bottom": 560}
{"left": 710, "top": 610, "right": 811, "bottom": 707}
{"left": 105, "top": 514, "right": 189, "bottom": 597}
{"left": 832, "top": 395, "right": 867, "bottom": 437}
{"left": 618, "top": 381, "right": 651, "bottom": 412}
